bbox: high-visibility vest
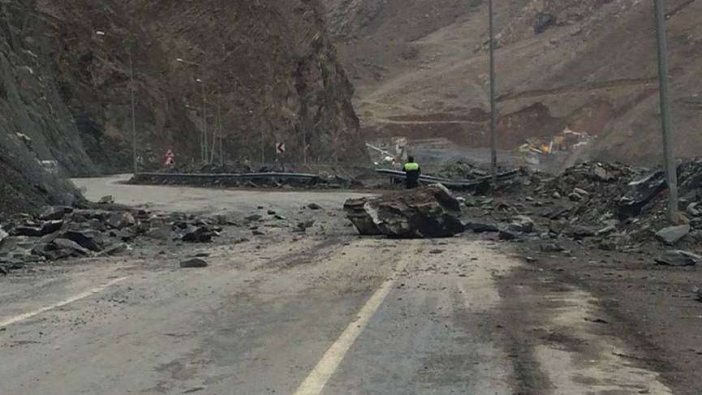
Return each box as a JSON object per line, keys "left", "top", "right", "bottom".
{"left": 404, "top": 162, "right": 420, "bottom": 171}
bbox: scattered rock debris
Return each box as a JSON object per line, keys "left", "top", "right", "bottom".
{"left": 457, "top": 160, "right": 702, "bottom": 262}
{"left": 0, "top": 205, "right": 224, "bottom": 273}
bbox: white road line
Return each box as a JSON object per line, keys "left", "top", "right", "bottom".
{"left": 0, "top": 276, "right": 128, "bottom": 329}
{"left": 294, "top": 261, "right": 408, "bottom": 395}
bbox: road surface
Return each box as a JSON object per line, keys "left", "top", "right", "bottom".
{"left": 0, "top": 177, "right": 673, "bottom": 394}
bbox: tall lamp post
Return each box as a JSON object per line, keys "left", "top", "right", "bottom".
{"left": 653, "top": 0, "right": 679, "bottom": 223}
{"left": 98, "top": 30, "right": 138, "bottom": 175}
{"left": 129, "top": 50, "right": 137, "bottom": 176}
{"left": 196, "top": 78, "right": 208, "bottom": 163}
{"left": 176, "top": 58, "right": 208, "bottom": 163}
{"left": 488, "top": 0, "right": 498, "bottom": 186}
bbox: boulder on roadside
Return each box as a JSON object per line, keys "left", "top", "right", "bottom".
{"left": 180, "top": 258, "right": 208, "bottom": 268}
{"left": 109, "top": 228, "right": 137, "bottom": 242}
{"left": 618, "top": 171, "right": 666, "bottom": 218}
{"left": 464, "top": 221, "right": 500, "bottom": 233}
{"left": 655, "top": 224, "right": 690, "bottom": 246}
{"left": 145, "top": 224, "right": 173, "bottom": 240}
{"left": 31, "top": 243, "right": 72, "bottom": 261}
{"left": 540, "top": 243, "right": 565, "bottom": 253}
{"left": 245, "top": 214, "right": 262, "bottom": 222}
{"left": 344, "top": 199, "right": 382, "bottom": 235}
{"left": 98, "top": 195, "right": 115, "bottom": 205}
{"left": 61, "top": 229, "right": 104, "bottom": 251}
{"left": 509, "top": 215, "right": 534, "bottom": 233}
{"left": 344, "top": 185, "right": 464, "bottom": 238}
{"left": 0, "top": 229, "right": 8, "bottom": 246}
{"left": 655, "top": 250, "right": 700, "bottom": 267}
{"left": 296, "top": 220, "right": 316, "bottom": 232}
{"left": 13, "top": 220, "right": 63, "bottom": 237}
{"left": 99, "top": 243, "right": 129, "bottom": 256}
{"left": 592, "top": 164, "right": 616, "bottom": 182}
{"left": 53, "top": 238, "right": 90, "bottom": 256}
{"left": 566, "top": 225, "right": 597, "bottom": 240}
{"left": 107, "top": 211, "right": 136, "bottom": 230}
{"left": 693, "top": 287, "right": 702, "bottom": 302}
{"left": 181, "top": 225, "right": 216, "bottom": 243}
{"left": 499, "top": 229, "right": 519, "bottom": 241}
{"left": 39, "top": 206, "right": 73, "bottom": 221}
{"left": 41, "top": 220, "right": 64, "bottom": 235}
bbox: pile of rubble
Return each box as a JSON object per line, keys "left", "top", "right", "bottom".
{"left": 0, "top": 202, "right": 222, "bottom": 272}
{"left": 462, "top": 160, "right": 702, "bottom": 265}
{"left": 437, "top": 160, "right": 491, "bottom": 180}
{"left": 166, "top": 161, "right": 255, "bottom": 174}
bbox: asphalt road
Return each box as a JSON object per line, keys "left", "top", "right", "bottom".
{"left": 0, "top": 177, "right": 674, "bottom": 394}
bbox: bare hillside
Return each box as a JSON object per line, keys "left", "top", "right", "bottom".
{"left": 324, "top": 0, "right": 702, "bottom": 165}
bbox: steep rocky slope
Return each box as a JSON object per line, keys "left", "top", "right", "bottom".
{"left": 323, "top": 0, "right": 702, "bottom": 165}
{"left": 39, "top": 0, "right": 364, "bottom": 169}
{"left": 0, "top": 0, "right": 364, "bottom": 213}
{"left": 0, "top": 1, "right": 88, "bottom": 215}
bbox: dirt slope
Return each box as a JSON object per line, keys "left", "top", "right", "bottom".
{"left": 324, "top": 0, "right": 702, "bottom": 165}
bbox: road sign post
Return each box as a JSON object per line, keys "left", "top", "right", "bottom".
{"left": 276, "top": 143, "right": 286, "bottom": 171}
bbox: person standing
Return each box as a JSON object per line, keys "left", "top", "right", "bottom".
{"left": 163, "top": 149, "right": 176, "bottom": 168}
{"left": 403, "top": 156, "right": 421, "bottom": 189}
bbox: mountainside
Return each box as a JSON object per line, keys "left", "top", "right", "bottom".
{"left": 0, "top": 0, "right": 364, "bottom": 213}
{"left": 323, "top": 0, "right": 702, "bottom": 165}
{"left": 0, "top": 1, "right": 89, "bottom": 215}
{"left": 41, "top": 0, "right": 364, "bottom": 169}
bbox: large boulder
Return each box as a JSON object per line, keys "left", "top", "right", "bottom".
{"left": 655, "top": 250, "right": 700, "bottom": 267}
{"left": 655, "top": 225, "right": 691, "bottom": 246}
{"left": 344, "top": 185, "right": 464, "bottom": 238}
{"left": 618, "top": 171, "right": 667, "bottom": 218}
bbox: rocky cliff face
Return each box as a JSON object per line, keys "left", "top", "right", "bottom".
{"left": 0, "top": 0, "right": 363, "bottom": 213}
{"left": 40, "top": 0, "right": 364, "bottom": 170}
{"left": 0, "top": 1, "right": 87, "bottom": 215}
{"left": 1, "top": 0, "right": 363, "bottom": 177}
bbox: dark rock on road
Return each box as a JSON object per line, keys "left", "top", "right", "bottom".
{"left": 180, "top": 258, "right": 209, "bottom": 268}
{"left": 464, "top": 221, "right": 500, "bottom": 233}
{"left": 39, "top": 206, "right": 73, "bottom": 221}
{"left": 345, "top": 185, "right": 464, "bottom": 238}
{"left": 655, "top": 250, "right": 701, "bottom": 267}
{"left": 655, "top": 225, "right": 691, "bottom": 246}
{"left": 181, "top": 226, "right": 217, "bottom": 243}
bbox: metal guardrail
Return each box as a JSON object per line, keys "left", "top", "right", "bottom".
{"left": 135, "top": 172, "right": 321, "bottom": 180}
{"left": 375, "top": 168, "right": 520, "bottom": 188}
{"left": 132, "top": 169, "right": 520, "bottom": 189}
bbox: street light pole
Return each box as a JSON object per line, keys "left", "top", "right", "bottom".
{"left": 129, "top": 51, "right": 137, "bottom": 176}
{"left": 218, "top": 101, "right": 224, "bottom": 166}
{"left": 211, "top": 99, "right": 220, "bottom": 165}
{"left": 653, "top": 0, "right": 679, "bottom": 223}
{"left": 201, "top": 81, "right": 208, "bottom": 163}
{"left": 488, "top": 0, "right": 498, "bottom": 187}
